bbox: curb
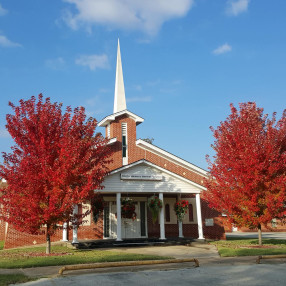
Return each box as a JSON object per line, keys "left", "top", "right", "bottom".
{"left": 58, "top": 258, "right": 199, "bottom": 275}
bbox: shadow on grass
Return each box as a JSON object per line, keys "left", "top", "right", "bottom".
{"left": 0, "top": 274, "right": 36, "bottom": 286}
{"left": 227, "top": 237, "right": 254, "bottom": 241}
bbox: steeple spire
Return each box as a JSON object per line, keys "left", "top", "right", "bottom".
{"left": 113, "top": 39, "right": 127, "bottom": 113}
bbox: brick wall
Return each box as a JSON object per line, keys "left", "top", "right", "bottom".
{"left": 107, "top": 114, "right": 205, "bottom": 186}
{"left": 0, "top": 220, "right": 6, "bottom": 241}
{"left": 4, "top": 226, "right": 62, "bottom": 249}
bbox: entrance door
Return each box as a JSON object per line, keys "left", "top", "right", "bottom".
{"left": 108, "top": 201, "right": 147, "bottom": 239}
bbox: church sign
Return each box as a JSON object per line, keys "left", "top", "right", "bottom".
{"left": 121, "top": 174, "right": 163, "bottom": 181}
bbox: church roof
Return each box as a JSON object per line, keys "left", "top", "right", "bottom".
{"left": 98, "top": 109, "right": 144, "bottom": 127}
{"left": 113, "top": 39, "right": 126, "bottom": 113}
{"left": 98, "top": 40, "right": 144, "bottom": 127}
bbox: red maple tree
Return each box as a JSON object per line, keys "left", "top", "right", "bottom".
{"left": 0, "top": 95, "right": 112, "bottom": 253}
{"left": 204, "top": 102, "right": 286, "bottom": 244}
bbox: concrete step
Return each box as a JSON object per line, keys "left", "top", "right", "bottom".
{"left": 72, "top": 237, "right": 204, "bottom": 249}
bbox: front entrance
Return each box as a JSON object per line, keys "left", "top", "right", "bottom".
{"left": 104, "top": 200, "right": 147, "bottom": 239}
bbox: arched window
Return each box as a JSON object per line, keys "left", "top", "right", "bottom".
{"left": 165, "top": 204, "right": 170, "bottom": 222}
{"left": 189, "top": 204, "right": 194, "bottom": 222}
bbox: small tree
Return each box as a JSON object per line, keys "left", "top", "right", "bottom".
{"left": 204, "top": 102, "right": 286, "bottom": 245}
{"left": 0, "top": 95, "right": 112, "bottom": 253}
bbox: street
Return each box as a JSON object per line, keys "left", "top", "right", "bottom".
{"left": 18, "top": 264, "right": 286, "bottom": 286}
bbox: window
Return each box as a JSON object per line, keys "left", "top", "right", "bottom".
{"left": 165, "top": 204, "right": 170, "bottom": 222}
{"left": 189, "top": 204, "right": 194, "bottom": 222}
{"left": 103, "top": 204, "right": 110, "bottom": 237}
{"left": 122, "top": 123, "right": 128, "bottom": 165}
{"left": 140, "top": 202, "right": 146, "bottom": 236}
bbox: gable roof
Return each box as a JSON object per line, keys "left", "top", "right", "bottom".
{"left": 107, "top": 159, "right": 207, "bottom": 191}
{"left": 98, "top": 109, "right": 144, "bottom": 127}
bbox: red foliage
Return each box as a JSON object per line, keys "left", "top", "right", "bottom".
{"left": 204, "top": 102, "right": 286, "bottom": 229}
{"left": 0, "top": 94, "right": 112, "bottom": 236}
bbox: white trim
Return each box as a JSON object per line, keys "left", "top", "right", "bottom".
{"left": 159, "top": 193, "right": 166, "bottom": 240}
{"left": 196, "top": 194, "right": 204, "bottom": 239}
{"left": 107, "top": 137, "right": 117, "bottom": 145}
{"left": 136, "top": 139, "right": 208, "bottom": 177}
{"left": 98, "top": 110, "right": 144, "bottom": 127}
{"left": 122, "top": 122, "right": 128, "bottom": 165}
{"left": 108, "top": 159, "right": 206, "bottom": 191}
{"left": 116, "top": 193, "right": 122, "bottom": 241}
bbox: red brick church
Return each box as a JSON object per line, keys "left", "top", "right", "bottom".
{"left": 1, "top": 41, "right": 225, "bottom": 249}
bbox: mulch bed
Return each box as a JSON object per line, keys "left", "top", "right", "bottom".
{"left": 240, "top": 245, "right": 281, "bottom": 249}
{"left": 23, "top": 252, "right": 73, "bottom": 257}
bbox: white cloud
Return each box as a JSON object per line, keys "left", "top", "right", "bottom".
{"left": 226, "top": 0, "right": 250, "bottom": 16}
{"left": 75, "top": 54, "right": 109, "bottom": 70}
{"left": 0, "top": 35, "right": 22, "bottom": 47}
{"left": 0, "top": 128, "right": 10, "bottom": 138}
{"left": 45, "top": 57, "right": 66, "bottom": 70}
{"left": 84, "top": 95, "right": 109, "bottom": 116}
{"left": 212, "top": 43, "right": 232, "bottom": 55}
{"left": 63, "top": 0, "right": 194, "bottom": 35}
{"left": 127, "top": 96, "right": 152, "bottom": 102}
{"left": 0, "top": 4, "right": 8, "bottom": 16}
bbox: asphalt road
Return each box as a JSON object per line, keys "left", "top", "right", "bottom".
{"left": 18, "top": 264, "right": 286, "bottom": 286}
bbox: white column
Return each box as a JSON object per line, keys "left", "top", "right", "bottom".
{"left": 116, "top": 192, "right": 122, "bottom": 241}
{"left": 62, "top": 222, "right": 68, "bottom": 242}
{"left": 159, "top": 193, "right": 166, "bottom": 240}
{"left": 72, "top": 205, "right": 79, "bottom": 244}
{"left": 196, "top": 193, "right": 204, "bottom": 239}
{"left": 177, "top": 194, "right": 184, "bottom": 238}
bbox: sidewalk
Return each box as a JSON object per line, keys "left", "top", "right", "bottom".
{"left": 0, "top": 245, "right": 281, "bottom": 278}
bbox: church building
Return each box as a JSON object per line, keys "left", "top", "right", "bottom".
{"left": 70, "top": 40, "right": 225, "bottom": 243}
{"left": 1, "top": 41, "right": 225, "bottom": 249}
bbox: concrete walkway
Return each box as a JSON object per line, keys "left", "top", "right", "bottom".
{"left": 108, "top": 243, "right": 220, "bottom": 260}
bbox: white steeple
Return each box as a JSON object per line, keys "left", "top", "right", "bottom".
{"left": 113, "top": 39, "right": 127, "bottom": 114}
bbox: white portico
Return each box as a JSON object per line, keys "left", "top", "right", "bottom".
{"left": 99, "top": 160, "right": 205, "bottom": 241}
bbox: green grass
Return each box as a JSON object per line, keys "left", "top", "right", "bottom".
{"left": 0, "top": 242, "right": 4, "bottom": 251}
{"left": 0, "top": 245, "right": 171, "bottom": 269}
{"left": 210, "top": 239, "right": 286, "bottom": 257}
{"left": 0, "top": 274, "right": 36, "bottom": 286}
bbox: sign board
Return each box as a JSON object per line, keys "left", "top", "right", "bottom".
{"left": 121, "top": 174, "right": 163, "bottom": 181}
{"left": 205, "top": 218, "right": 214, "bottom": 227}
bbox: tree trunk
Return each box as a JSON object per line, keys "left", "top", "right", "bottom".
{"left": 258, "top": 224, "right": 262, "bottom": 246}
{"left": 46, "top": 225, "right": 51, "bottom": 254}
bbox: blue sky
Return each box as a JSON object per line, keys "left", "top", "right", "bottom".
{"left": 0, "top": 0, "right": 285, "bottom": 170}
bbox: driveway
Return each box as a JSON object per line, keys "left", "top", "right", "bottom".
{"left": 226, "top": 232, "right": 286, "bottom": 240}
{"left": 106, "top": 244, "right": 220, "bottom": 260}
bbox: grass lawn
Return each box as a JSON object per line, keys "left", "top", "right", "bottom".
{"left": 0, "top": 244, "right": 171, "bottom": 269}
{"left": 211, "top": 238, "right": 286, "bottom": 257}
{"left": 0, "top": 242, "right": 3, "bottom": 251}
{"left": 0, "top": 274, "right": 36, "bottom": 286}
